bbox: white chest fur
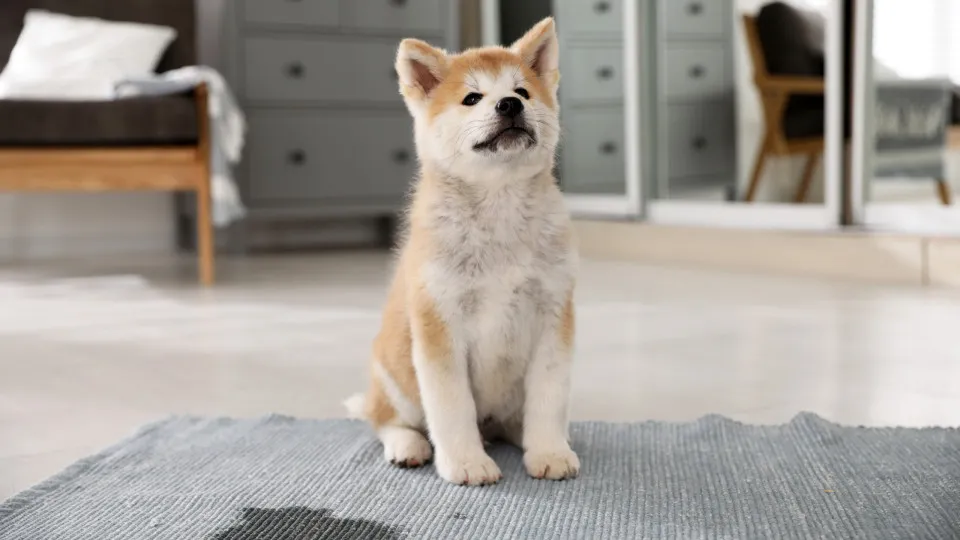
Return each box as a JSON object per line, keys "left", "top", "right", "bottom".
{"left": 420, "top": 177, "right": 576, "bottom": 420}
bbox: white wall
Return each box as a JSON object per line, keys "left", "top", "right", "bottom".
{"left": 0, "top": 2, "right": 225, "bottom": 261}
{"left": 874, "top": 0, "right": 953, "bottom": 81}
{"left": 734, "top": 0, "right": 830, "bottom": 203}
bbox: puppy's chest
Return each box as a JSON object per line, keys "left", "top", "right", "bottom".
{"left": 423, "top": 192, "right": 573, "bottom": 418}
{"left": 429, "top": 208, "right": 570, "bottom": 324}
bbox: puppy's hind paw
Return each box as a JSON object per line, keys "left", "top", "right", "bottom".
{"left": 381, "top": 427, "right": 433, "bottom": 469}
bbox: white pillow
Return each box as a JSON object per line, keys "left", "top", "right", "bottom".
{"left": 0, "top": 10, "right": 177, "bottom": 100}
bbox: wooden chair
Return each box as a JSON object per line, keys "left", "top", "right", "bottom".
{"left": 744, "top": 12, "right": 951, "bottom": 205}
{"left": 0, "top": 86, "right": 215, "bottom": 285}
{"left": 0, "top": 0, "right": 215, "bottom": 285}
{"left": 742, "top": 14, "right": 825, "bottom": 204}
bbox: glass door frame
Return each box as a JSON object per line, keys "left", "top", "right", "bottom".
{"left": 564, "top": 0, "right": 644, "bottom": 217}
{"left": 481, "top": 0, "right": 643, "bottom": 218}
{"left": 850, "top": 0, "right": 960, "bottom": 235}
{"left": 640, "top": 0, "right": 846, "bottom": 231}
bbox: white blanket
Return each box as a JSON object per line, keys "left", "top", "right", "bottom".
{"left": 115, "top": 66, "right": 246, "bottom": 227}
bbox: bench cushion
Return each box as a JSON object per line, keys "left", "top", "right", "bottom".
{"left": 0, "top": 94, "right": 198, "bottom": 146}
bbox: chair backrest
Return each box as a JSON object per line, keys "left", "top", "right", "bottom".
{"left": 742, "top": 15, "right": 769, "bottom": 86}
{"left": 0, "top": 0, "right": 196, "bottom": 73}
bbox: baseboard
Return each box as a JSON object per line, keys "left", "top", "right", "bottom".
{"left": 574, "top": 220, "right": 937, "bottom": 286}
{"left": 0, "top": 231, "right": 173, "bottom": 261}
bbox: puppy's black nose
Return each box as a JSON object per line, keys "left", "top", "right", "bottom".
{"left": 495, "top": 97, "right": 523, "bottom": 118}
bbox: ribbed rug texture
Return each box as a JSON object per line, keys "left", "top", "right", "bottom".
{"left": 1, "top": 414, "right": 958, "bottom": 539}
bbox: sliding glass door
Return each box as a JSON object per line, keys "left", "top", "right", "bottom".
{"left": 851, "top": 0, "right": 960, "bottom": 234}
{"left": 641, "top": 0, "right": 845, "bottom": 230}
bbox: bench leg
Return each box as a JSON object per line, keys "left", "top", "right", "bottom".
{"left": 196, "top": 177, "right": 215, "bottom": 286}
{"left": 936, "top": 179, "right": 952, "bottom": 205}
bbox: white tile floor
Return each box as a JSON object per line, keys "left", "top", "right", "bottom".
{"left": 2, "top": 251, "right": 960, "bottom": 500}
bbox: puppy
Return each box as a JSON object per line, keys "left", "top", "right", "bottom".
{"left": 346, "top": 17, "right": 578, "bottom": 486}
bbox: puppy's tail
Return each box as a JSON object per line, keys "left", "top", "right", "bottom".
{"left": 343, "top": 393, "right": 367, "bottom": 420}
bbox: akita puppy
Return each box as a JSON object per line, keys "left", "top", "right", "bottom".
{"left": 346, "top": 18, "right": 578, "bottom": 486}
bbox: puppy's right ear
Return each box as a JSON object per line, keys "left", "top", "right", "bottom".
{"left": 395, "top": 39, "right": 448, "bottom": 105}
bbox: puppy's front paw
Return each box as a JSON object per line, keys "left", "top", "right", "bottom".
{"left": 524, "top": 446, "right": 580, "bottom": 480}
{"left": 435, "top": 451, "right": 502, "bottom": 486}
{"left": 382, "top": 429, "right": 433, "bottom": 469}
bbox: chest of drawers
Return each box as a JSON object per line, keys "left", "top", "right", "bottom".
{"left": 550, "top": 0, "right": 736, "bottom": 200}
{"left": 221, "top": 0, "right": 459, "bottom": 227}
{"left": 554, "top": 0, "right": 627, "bottom": 195}
{"left": 653, "top": 0, "right": 736, "bottom": 197}
{"left": 553, "top": 0, "right": 632, "bottom": 195}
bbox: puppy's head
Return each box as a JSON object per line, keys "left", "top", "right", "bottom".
{"left": 395, "top": 18, "right": 560, "bottom": 176}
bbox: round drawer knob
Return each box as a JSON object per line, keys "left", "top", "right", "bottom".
{"left": 392, "top": 149, "right": 411, "bottom": 163}
{"left": 692, "top": 137, "right": 707, "bottom": 150}
{"left": 688, "top": 2, "right": 703, "bottom": 15}
{"left": 286, "top": 62, "right": 304, "bottom": 79}
{"left": 288, "top": 149, "right": 306, "bottom": 165}
{"left": 599, "top": 141, "right": 617, "bottom": 155}
{"left": 596, "top": 66, "right": 614, "bottom": 80}
{"left": 594, "top": 1, "right": 610, "bottom": 13}
{"left": 689, "top": 65, "right": 705, "bottom": 78}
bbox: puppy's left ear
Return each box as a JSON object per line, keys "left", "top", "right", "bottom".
{"left": 511, "top": 17, "right": 560, "bottom": 87}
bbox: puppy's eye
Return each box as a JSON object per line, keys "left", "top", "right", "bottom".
{"left": 515, "top": 88, "right": 530, "bottom": 99}
{"left": 462, "top": 93, "right": 483, "bottom": 106}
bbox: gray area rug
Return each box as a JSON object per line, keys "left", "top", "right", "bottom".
{"left": 1, "top": 414, "right": 958, "bottom": 539}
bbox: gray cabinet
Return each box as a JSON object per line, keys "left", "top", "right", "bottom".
{"left": 222, "top": 1, "right": 458, "bottom": 227}
{"left": 241, "top": 0, "right": 339, "bottom": 28}
{"left": 247, "top": 111, "right": 415, "bottom": 201}
{"left": 563, "top": 108, "right": 626, "bottom": 191}
{"left": 663, "top": 0, "right": 727, "bottom": 38}
{"left": 564, "top": 0, "right": 622, "bottom": 36}
{"left": 554, "top": 0, "right": 627, "bottom": 195}
{"left": 653, "top": 0, "right": 736, "bottom": 198}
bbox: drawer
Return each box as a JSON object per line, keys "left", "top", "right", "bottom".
{"left": 244, "top": 37, "right": 399, "bottom": 103}
{"left": 666, "top": 103, "right": 734, "bottom": 178}
{"left": 247, "top": 112, "right": 415, "bottom": 202}
{"left": 561, "top": 108, "right": 625, "bottom": 193}
{"left": 561, "top": 0, "right": 622, "bottom": 36}
{"left": 564, "top": 47, "right": 623, "bottom": 102}
{"left": 663, "top": 45, "right": 729, "bottom": 99}
{"left": 341, "top": 0, "right": 444, "bottom": 34}
{"left": 662, "top": 0, "right": 725, "bottom": 38}
{"left": 242, "top": 0, "right": 339, "bottom": 28}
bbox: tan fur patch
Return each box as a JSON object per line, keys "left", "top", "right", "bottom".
{"left": 365, "top": 375, "right": 396, "bottom": 427}
{"left": 374, "top": 273, "right": 420, "bottom": 392}
{"left": 411, "top": 282, "right": 452, "bottom": 364}
{"left": 560, "top": 292, "right": 575, "bottom": 350}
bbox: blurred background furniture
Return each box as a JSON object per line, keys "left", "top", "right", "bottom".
{"left": 743, "top": 3, "right": 825, "bottom": 203}
{"left": 871, "top": 80, "right": 953, "bottom": 205}
{"left": 220, "top": 1, "right": 459, "bottom": 248}
{"left": 552, "top": 0, "right": 626, "bottom": 195}
{"left": 0, "top": 0, "right": 216, "bottom": 284}
{"left": 746, "top": 0, "right": 953, "bottom": 206}
{"left": 652, "top": 0, "right": 737, "bottom": 200}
